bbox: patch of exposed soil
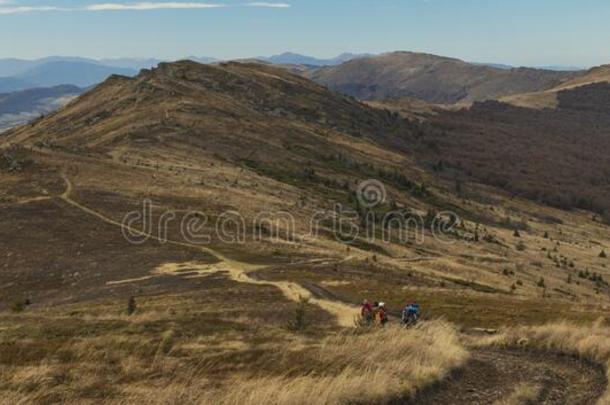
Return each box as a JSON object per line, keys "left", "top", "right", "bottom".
{"left": 402, "top": 347, "right": 607, "bottom": 405}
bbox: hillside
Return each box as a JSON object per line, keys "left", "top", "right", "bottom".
{"left": 1, "top": 60, "right": 609, "bottom": 403}
{"left": 417, "top": 82, "right": 610, "bottom": 218}
{"left": 3, "top": 59, "right": 608, "bottom": 310}
{"left": 502, "top": 64, "right": 610, "bottom": 108}
{"left": 3, "top": 60, "right": 414, "bottom": 153}
{"left": 306, "top": 51, "right": 578, "bottom": 104}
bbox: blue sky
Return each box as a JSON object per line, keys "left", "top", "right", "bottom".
{"left": 1, "top": 0, "right": 609, "bottom": 67}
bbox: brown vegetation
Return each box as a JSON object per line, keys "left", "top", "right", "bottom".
{"left": 417, "top": 83, "right": 610, "bottom": 216}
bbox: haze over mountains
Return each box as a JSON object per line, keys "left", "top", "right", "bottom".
{"left": 0, "top": 85, "right": 82, "bottom": 132}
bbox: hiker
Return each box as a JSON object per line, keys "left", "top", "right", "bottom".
{"left": 402, "top": 301, "right": 420, "bottom": 326}
{"left": 370, "top": 301, "right": 389, "bottom": 326}
{"left": 375, "top": 302, "right": 389, "bottom": 326}
{"left": 360, "top": 299, "right": 373, "bottom": 323}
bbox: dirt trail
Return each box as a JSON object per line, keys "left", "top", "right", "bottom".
{"left": 403, "top": 347, "right": 607, "bottom": 405}
{"left": 4, "top": 196, "right": 52, "bottom": 206}
{"left": 59, "top": 171, "right": 357, "bottom": 327}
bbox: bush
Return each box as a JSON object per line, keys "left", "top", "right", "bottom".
{"left": 288, "top": 296, "right": 310, "bottom": 332}
{"left": 126, "top": 296, "right": 137, "bottom": 315}
{"left": 600, "top": 250, "right": 607, "bottom": 259}
{"left": 537, "top": 277, "right": 546, "bottom": 288}
{"left": 157, "top": 329, "right": 175, "bottom": 355}
{"left": 516, "top": 241, "right": 526, "bottom": 251}
{"left": 10, "top": 300, "right": 26, "bottom": 313}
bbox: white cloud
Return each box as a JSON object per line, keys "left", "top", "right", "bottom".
{"left": 0, "top": 1, "right": 291, "bottom": 14}
{"left": 86, "top": 2, "right": 224, "bottom": 11}
{"left": 0, "top": 6, "right": 62, "bottom": 14}
{"left": 246, "top": 2, "right": 291, "bottom": 7}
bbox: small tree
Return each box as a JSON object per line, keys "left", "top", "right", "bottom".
{"left": 513, "top": 229, "right": 521, "bottom": 238}
{"left": 10, "top": 300, "right": 26, "bottom": 313}
{"left": 288, "top": 296, "right": 310, "bottom": 332}
{"left": 537, "top": 277, "right": 546, "bottom": 288}
{"left": 126, "top": 296, "right": 137, "bottom": 316}
{"left": 600, "top": 250, "right": 607, "bottom": 259}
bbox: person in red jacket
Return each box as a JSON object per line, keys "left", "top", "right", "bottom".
{"left": 360, "top": 299, "right": 373, "bottom": 323}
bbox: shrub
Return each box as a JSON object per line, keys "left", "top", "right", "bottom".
{"left": 157, "top": 330, "right": 175, "bottom": 356}
{"left": 537, "top": 277, "right": 546, "bottom": 288}
{"left": 516, "top": 241, "right": 526, "bottom": 251}
{"left": 126, "top": 296, "right": 137, "bottom": 316}
{"left": 288, "top": 296, "right": 310, "bottom": 332}
{"left": 10, "top": 300, "right": 26, "bottom": 313}
{"left": 600, "top": 250, "right": 607, "bottom": 259}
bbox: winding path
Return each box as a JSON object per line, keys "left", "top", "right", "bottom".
{"left": 58, "top": 170, "right": 357, "bottom": 327}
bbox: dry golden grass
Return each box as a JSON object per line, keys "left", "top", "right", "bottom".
{"left": 118, "top": 320, "right": 467, "bottom": 405}
{"left": 478, "top": 320, "right": 610, "bottom": 404}
{"left": 0, "top": 318, "right": 466, "bottom": 405}
{"left": 492, "top": 383, "right": 541, "bottom": 405}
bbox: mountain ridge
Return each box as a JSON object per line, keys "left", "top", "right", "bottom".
{"left": 305, "top": 51, "right": 579, "bottom": 104}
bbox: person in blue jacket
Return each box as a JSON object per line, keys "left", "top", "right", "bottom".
{"left": 402, "top": 301, "right": 420, "bottom": 326}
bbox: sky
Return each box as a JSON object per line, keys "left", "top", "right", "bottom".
{"left": 1, "top": 0, "right": 610, "bottom": 67}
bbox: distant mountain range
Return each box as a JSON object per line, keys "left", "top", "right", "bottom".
{"left": 0, "top": 51, "right": 604, "bottom": 132}
{"left": 305, "top": 52, "right": 581, "bottom": 104}
{"left": 0, "top": 53, "right": 370, "bottom": 93}
{"left": 0, "top": 52, "right": 591, "bottom": 96}
{"left": 0, "top": 85, "right": 82, "bottom": 132}
{"left": 259, "top": 52, "right": 372, "bottom": 66}
{"left": 0, "top": 60, "right": 138, "bottom": 93}
{"left": 477, "top": 62, "right": 585, "bottom": 71}
{"left": 16, "top": 62, "right": 136, "bottom": 89}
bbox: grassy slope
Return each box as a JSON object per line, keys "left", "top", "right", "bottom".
{"left": 0, "top": 60, "right": 609, "bottom": 402}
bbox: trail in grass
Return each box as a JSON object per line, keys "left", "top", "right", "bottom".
{"left": 59, "top": 170, "right": 357, "bottom": 327}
